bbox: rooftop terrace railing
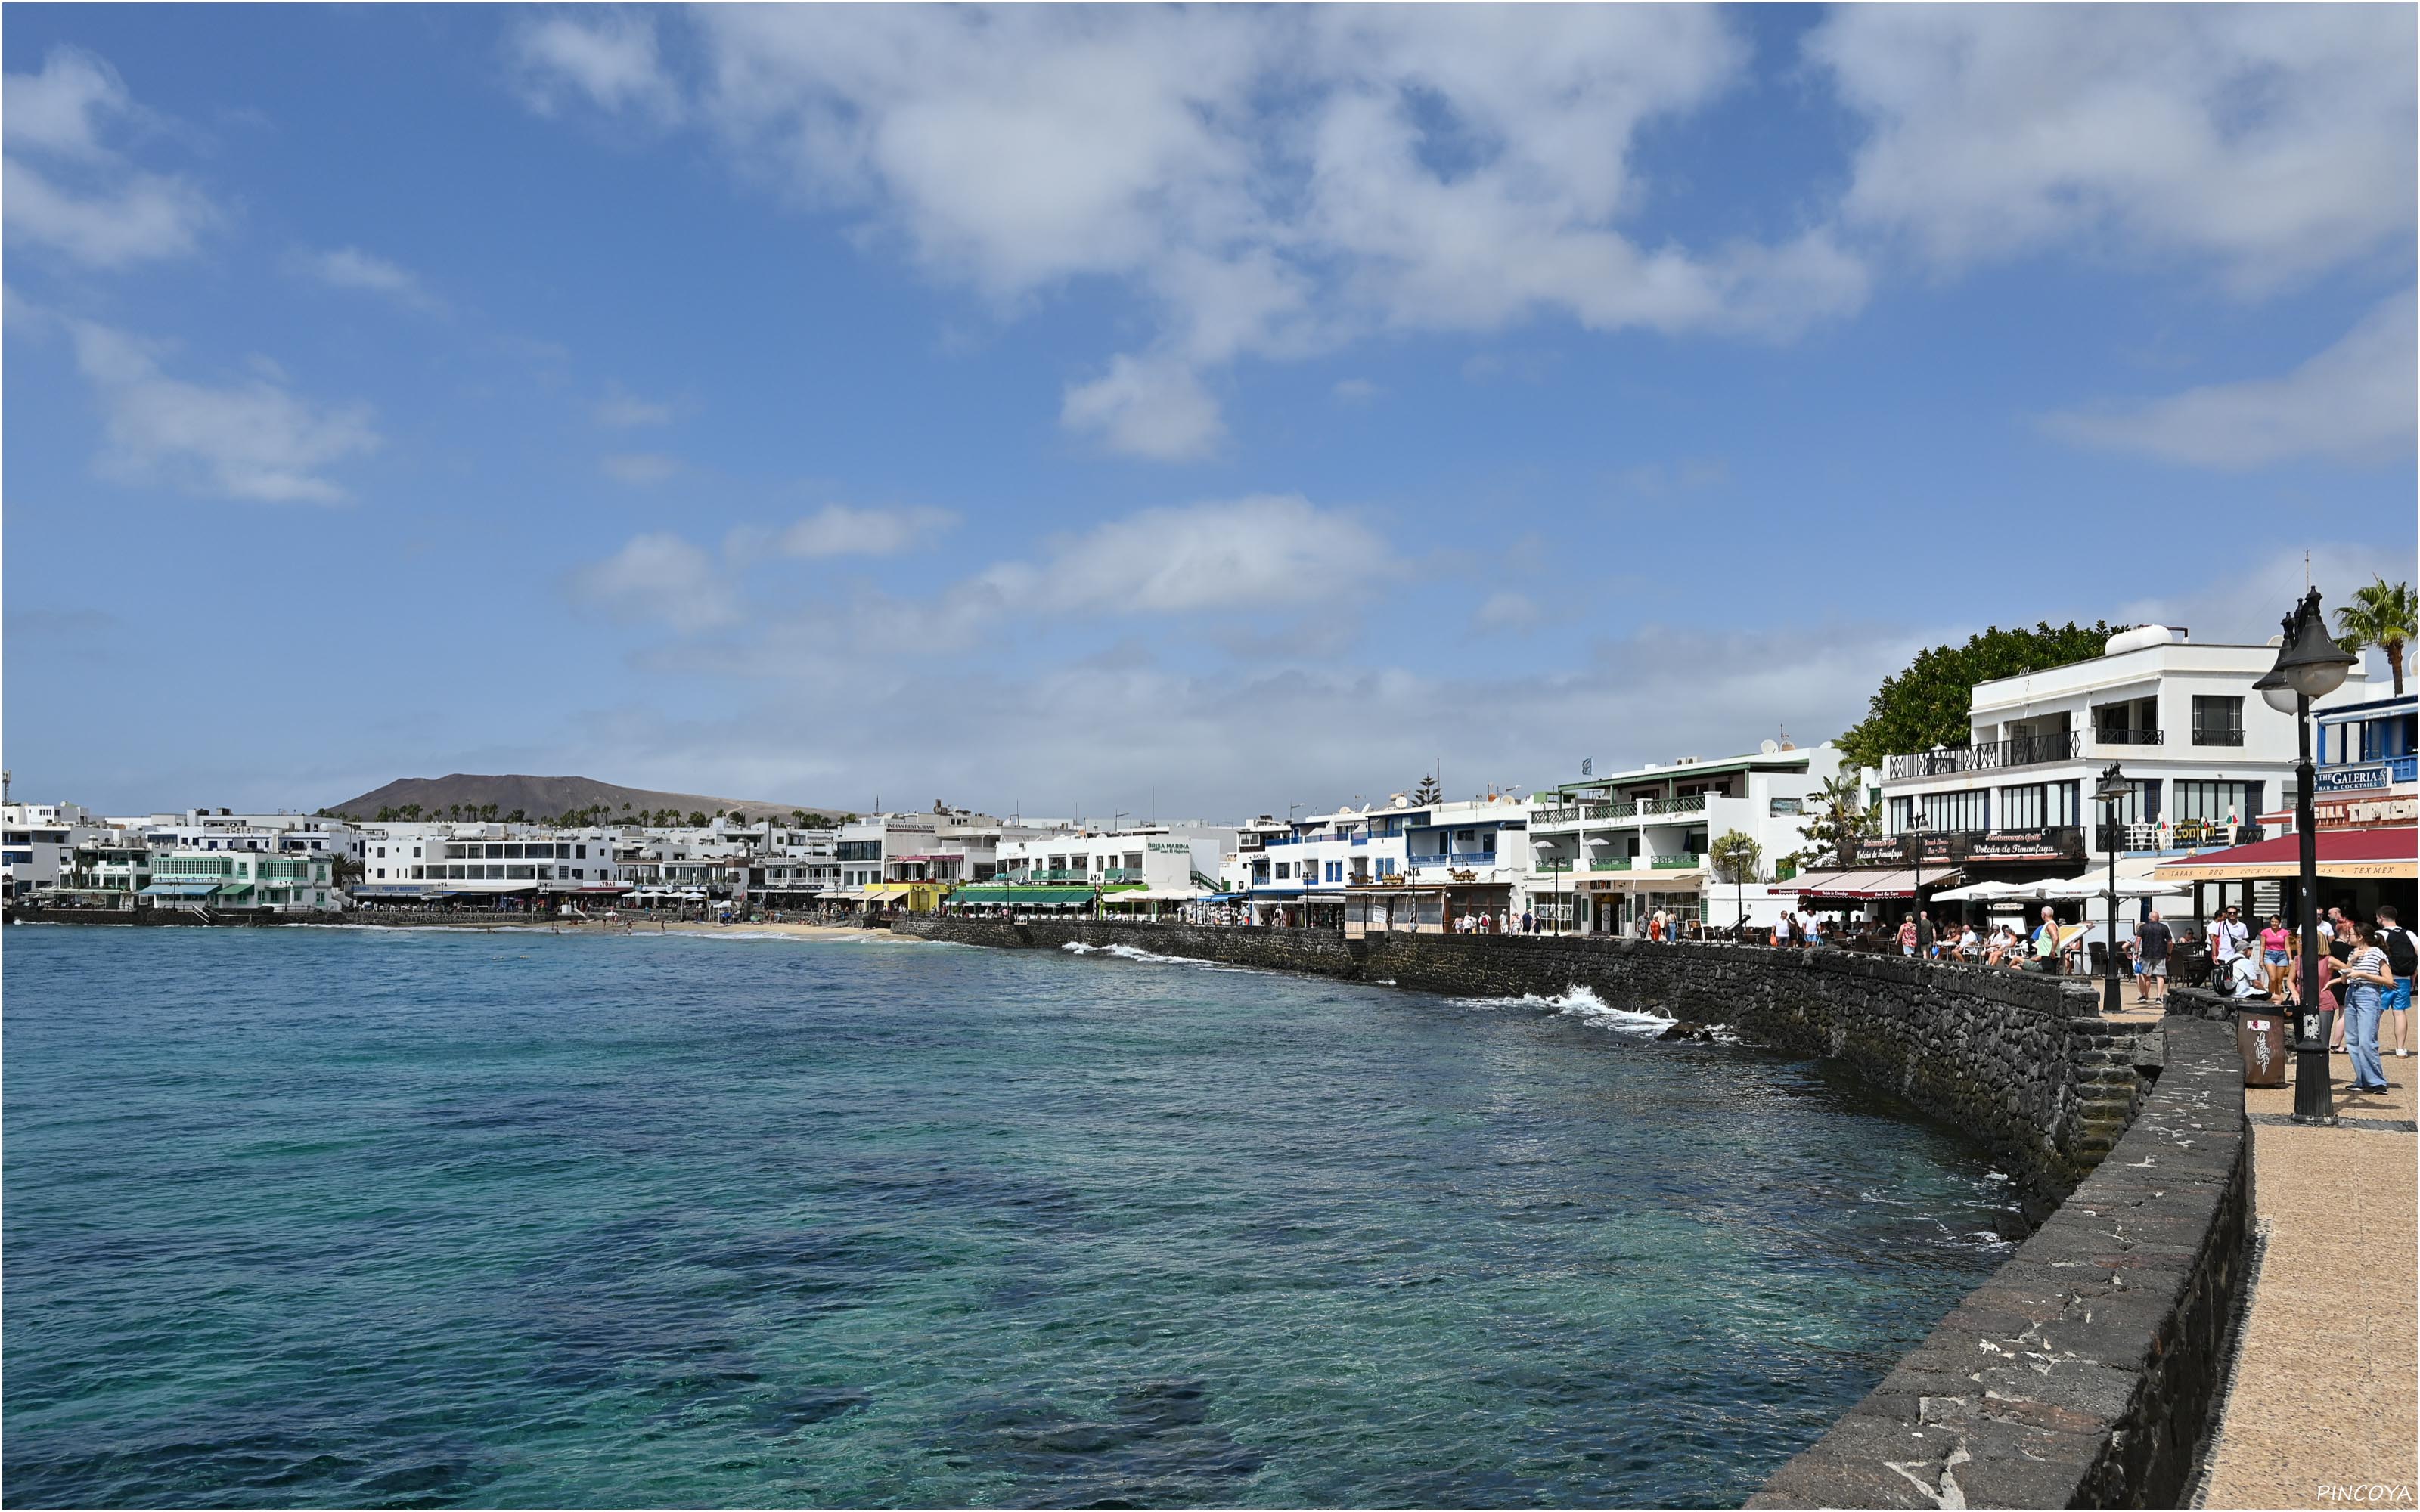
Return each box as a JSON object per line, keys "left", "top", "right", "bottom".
{"left": 1884, "top": 730, "right": 2082, "bottom": 781}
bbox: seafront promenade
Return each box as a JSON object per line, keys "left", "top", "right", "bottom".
{"left": 2201, "top": 1071, "right": 2418, "bottom": 1508}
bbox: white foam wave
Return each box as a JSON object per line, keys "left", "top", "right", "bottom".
{"left": 1449, "top": 984, "right": 1679, "bottom": 1038}
{"left": 1061, "top": 939, "right": 1227, "bottom": 968}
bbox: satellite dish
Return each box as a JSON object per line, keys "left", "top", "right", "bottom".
{"left": 1760, "top": 739, "right": 1779, "bottom": 754}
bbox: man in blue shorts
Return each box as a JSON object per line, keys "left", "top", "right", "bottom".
{"left": 2375, "top": 905, "right": 2415, "bottom": 1058}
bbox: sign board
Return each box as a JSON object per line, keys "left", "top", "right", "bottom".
{"left": 1768, "top": 798, "right": 1803, "bottom": 816}
{"left": 2314, "top": 794, "right": 2418, "bottom": 830}
{"left": 1964, "top": 827, "right": 2085, "bottom": 863}
{"left": 2316, "top": 764, "right": 2392, "bottom": 793}
{"left": 1146, "top": 841, "right": 1190, "bottom": 853}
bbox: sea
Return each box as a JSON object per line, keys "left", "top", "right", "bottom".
{"left": 2, "top": 924, "right": 2018, "bottom": 1507}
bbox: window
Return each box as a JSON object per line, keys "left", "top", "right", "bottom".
{"left": 1996, "top": 782, "right": 2078, "bottom": 829}
{"left": 2174, "top": 782, "right": 2258, "bottom": 825}
{"left": 2192, "top": 696, "right": 2245, "bottom": 746}
{"left": 1275, "top": 862, "right": 1292, "bottom": 880}
{"left": 2095, "top": 779, "right": 2159, "bottom": 826}
{"left": 1377, "top": 857, "right": 1396, "bottom": 878}
{"left": 1888, "top": 788, "right": 1989, "bottom": 833}
{"left": 1326, "top": 860, "right": 1343, "bottom": 883}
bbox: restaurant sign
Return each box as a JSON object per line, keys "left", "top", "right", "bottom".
{"left": 2316, "top": 764, "right": 2392, "bottom": 793}
{"left": 2315, "top": 794, "right": 2418, "bottom": 830}
{"left": 1851, "top": 826, "right": 2084, "bottom": 866}
{"left": 1964, "top": 826, "right": 2085, "bottom": 863}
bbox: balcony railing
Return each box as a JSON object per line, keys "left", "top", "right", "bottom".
{"left": 2093, "top": 727, "right": 2165, "bottom": 746}
{"left": 1407, "top": 854, "right": 1499, "bottom": 869}
{"left": 1534, "top": 795, "right": 1705, "bottom": 826}
{"left": 1650, "top": 854, "right": 1702, "bottom": 869}
{"left": 1884, "top": 730, "right": 2082, "bottom": 781}
{"left": 2190, "top": 728, "right": 2245, "bottom": 747}
{"left": 1100, "top": 869, "right": 1141, "bottom": 883}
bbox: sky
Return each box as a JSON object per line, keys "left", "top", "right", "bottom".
{"left": 5, "top": 4, "right": 2415, "bottom": 821}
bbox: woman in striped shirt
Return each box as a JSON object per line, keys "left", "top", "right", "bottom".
{"left": 2339, "top": 919, "right": 2397, "bottom": 1096}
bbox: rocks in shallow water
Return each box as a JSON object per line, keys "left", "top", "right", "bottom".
{"left": 1656, "top": 1021, "right": 1717, "bottom": 1042}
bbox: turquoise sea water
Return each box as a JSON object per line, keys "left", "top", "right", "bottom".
{"left": 3, "top": 925, "right": 2015, "bottom": 1507}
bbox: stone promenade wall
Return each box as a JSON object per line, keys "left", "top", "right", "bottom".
{"left": 1749, "top": 1018, "right": 2251, "bottom": 1509}
{"left": 896, "top": 916, "right": 2138, "bottom": 1216}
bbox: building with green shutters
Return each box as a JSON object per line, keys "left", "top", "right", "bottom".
{"left": 142, "top": 850, "right": 334, "bottom": 912}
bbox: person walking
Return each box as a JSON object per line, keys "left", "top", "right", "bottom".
{"left": 2339, "top": 919, "right": 2395, "bottom": 1094}
{"left": 1898, "top": 914, "right": 1919, "bottom": 956}
{"left": 2032, "top": 906, "right": 2068, "bottom": 973}
{"left": 2375, "top": 905, "right": 2415, "bottom": 1058}
{"left": 2207, "top": 906, "right": 2243, "bottom": 988}
{"left": 2260, "top": 915, "right": 2291, "bottom": 998}
{"left": 2133, "top": 910, "right": 2173, "bottom": 1006}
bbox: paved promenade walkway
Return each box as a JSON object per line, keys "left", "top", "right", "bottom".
{"left": 2198, "top": 1041, "right": 2417, "bottom": 1509}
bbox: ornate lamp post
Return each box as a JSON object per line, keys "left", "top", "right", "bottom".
{"left": 1907, "top": 807, "right": 1930, "bottom": 953}
{"left": 2253, "top": 587, "right": 2357, "bottom": 1126}
{"left": 2092, "top": 762, "right": 2130, "bottom": 1015}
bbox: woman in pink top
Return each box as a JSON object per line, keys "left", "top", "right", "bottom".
{"left": 2261, "top": 918, "right": 2291, "bottom": 997}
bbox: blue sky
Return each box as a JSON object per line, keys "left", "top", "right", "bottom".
{"left": 5, "top": 5, "right": 2414, "bottom": 819}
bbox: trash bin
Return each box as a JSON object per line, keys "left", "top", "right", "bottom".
{"left": 2236, "top": 1007, "right": 2288, "bottom": 1088}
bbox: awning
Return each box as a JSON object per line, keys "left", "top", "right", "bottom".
{"left": 1100, "top": 885, "right": 1203, "bottom": 903}
{"left": 863, "top": 883, "right": 917, "bottom": 899}
{"left": 822, "top": 887, "right": 868, "bottom": 901}
{"left": 950, "top": 885, "right": 1097, "bottom": 905}
{"left": 140, "top": 881, "right": 221, "bottom": 897}
{"left": 1776, "top": 867, "right": 1955, "bottom": 900}
{"left": 2154, "top": 826, "right": 2417, "bottom": 883}
{"left": 347, "top": 885, "right": 430, "bottom": 897}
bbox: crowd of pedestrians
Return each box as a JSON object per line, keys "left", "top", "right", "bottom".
{"left": 2214, "top": 903, "right": 2414, "bottom": 1094}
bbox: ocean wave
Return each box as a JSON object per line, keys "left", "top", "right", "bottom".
{"left": 1060, "top": 940, "right": 1230, "bottom": 968}
{"left": 1448, "top": 984, "right": 1680, "bottom": 1039}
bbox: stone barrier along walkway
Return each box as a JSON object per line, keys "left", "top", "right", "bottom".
{"left": 1749, "top": 1018, "right": 2251, "bottom": 1510}
{"left": 2198, "top": 1070, "right": 2418, "bottom": 1509}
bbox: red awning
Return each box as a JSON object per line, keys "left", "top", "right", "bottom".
{"left": 2154, "top": 826, "right": 2416, "bottom": 883}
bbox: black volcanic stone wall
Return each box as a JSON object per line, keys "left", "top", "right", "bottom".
{"left": 1747, "top": 1018, "right": 2251, "bottom": 1510}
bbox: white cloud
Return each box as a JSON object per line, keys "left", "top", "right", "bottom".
{"left": 1332, "top": 377, "right": 1379, "bottom": 405}
{"left": 600, "top": 451, "right": 679, "bottom": 485}
{"left": 595, "top": 386, "right": 675, "bottom": 428}
{"left": 567, "top": 534, "right": 737, "bottom": 633}
{"left": 287, "top": 246, "right": 445, "bottom": 312}
{"left": 973, "top": 494, "right": 1398, "bottom": 618}
{"left": 4, "top": 46, "right": 135, "bottom": 159}
{"left": 510, "top": 12, "right": 681, "bottom": 121}
{"left": 2043, "top": 292, "right": 2415, "bottom": 469}
{"left": 64, "top": 318, "right": 380, "bottom": 503}
{"left": 2, "top": 48, "right": 216, "bottom": 268}
{"left": 1808, "top": 6, "right": 2416, "bottom": 294}
{"left": 1060, "top": 355, "right": 1224, "bottom": 460}
{"left": 512, "top": 8, "right": 1871, "bottom": 460}
{"left": 1473, "top": 591, "right": 1543, "bottom": 633}
{"left": 759, "top": 503, "right": 954, "bottom": 560}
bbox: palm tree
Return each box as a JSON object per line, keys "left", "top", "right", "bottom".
{"left": 2335, "top": 577, "right": 2415, "bottom": 696}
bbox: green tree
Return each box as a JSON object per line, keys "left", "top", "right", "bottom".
{"left": 1836, "top": 621, "right": 2125, "bottom": 771}
{"left": 504, "top": 808, "right": 526, "bottom": 823}
{"left": 330, "top": 850, "right": 365, "bottom": 888}
{"left": 687, "top": 810, "right": 709, "bottom": 828}
{"left": 2335, "top": 577, "right": 2415, "bottom": 697}
{"left": 791, "top": 809, "right": 809, "bottom": 829}
{"left": 1412, "top": 773, "right": 1443, "bottom": 805}
{"left": 1796, "top": 773, "right": 1877, "bottom": 868}
{"left": 1708, "top": 829, "right": 1762, "bottom": 884}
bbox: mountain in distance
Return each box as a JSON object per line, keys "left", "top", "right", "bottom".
{"left": 325, "top": 774, "right": 849, "bottom": 824}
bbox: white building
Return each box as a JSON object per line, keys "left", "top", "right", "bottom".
{"left": 990, "top": 823, "right": 1233, "bottom": 910}
{"left": 1874, "top": 624, "right": 2376, "bottom": 869}
{"left": 2, "top": 801, "right": 110, "bottom": 897}
{"left": 1529, "top": 742, "right": 1851, "bottom": 932}
{"left": 1226, "top": 792, "right": 1534, "bottom": 927}
{"left": 144, "top": 848, "right": 335, "bottom": 912}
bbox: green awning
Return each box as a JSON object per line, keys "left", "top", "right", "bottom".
{"left": 215, "top": 883, "right": 255, "bottom": 898}
{"left": 141, "top": 882, "right": 220, "bottom": 897}
{"left": 950, "top": 885, "right": 1098, "bottom": 904}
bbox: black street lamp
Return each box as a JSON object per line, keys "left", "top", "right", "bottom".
{"left": 2253, "top": 587, "right": 2358, "bottom": 1126}
{"left": 1907, "top": 808, "right": 1931, "bottom": 953}
{"left": 2092, "top": 761, "right": 2130, "bottom": 1015}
